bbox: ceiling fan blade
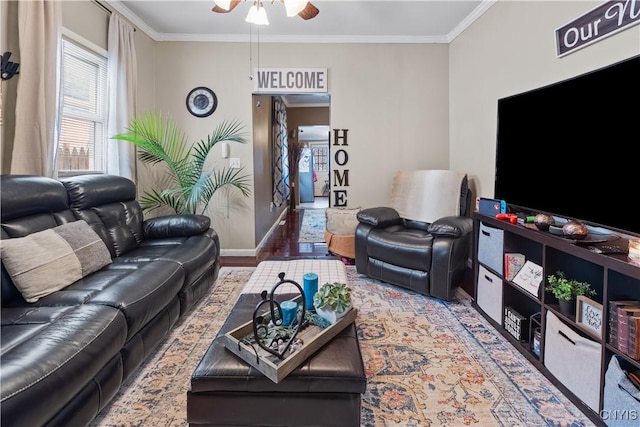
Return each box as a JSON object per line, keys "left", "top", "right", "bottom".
{"left": 298, "top": 2, "right": 319, "bottom": 20}
{"left": 212, "top": 0, "right": 241, "bottom": 14}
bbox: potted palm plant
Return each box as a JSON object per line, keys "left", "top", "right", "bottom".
{"left": 545, "top": 270, "right": 596, "bottom": 318}
{"left": 111, "top": 111, "right": 251, "bottom": 215}
{"left": 313, "top": 282, "right": 352, "bottom": 324}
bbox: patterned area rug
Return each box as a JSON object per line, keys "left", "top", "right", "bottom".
{"left": 90, "top": 266, "right": 595, "bottom": 427}
{"left": 298, "top": 208, "right": 326, "bottom": 243}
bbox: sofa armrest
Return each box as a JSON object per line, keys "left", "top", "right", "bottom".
{"left": 356, "top": 207, "right": 401, "bottom": 228}
{"left": 427, "top": 216, "right": 473, "bottom": 238}
{"left": 143, "top": 214, "right": 211, "bottom": 239}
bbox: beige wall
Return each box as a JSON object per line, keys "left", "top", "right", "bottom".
{"left": 152, "top": 41, "right": 450, "bottom": 254}
{"left": 450, "top": 0, "right": 640, "bottom": 200}
{"left": 252, "top": 94, "right": 279, "bottom": 251}
{"left": 5, "top": 1, "right": 637, "bottom": 255}
{"left": 61, "top": 0, "right": 108, "bottom": 50}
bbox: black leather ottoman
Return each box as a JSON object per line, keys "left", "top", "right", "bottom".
{"left": 187, "top": 293, "right": 366, "bottom": 427}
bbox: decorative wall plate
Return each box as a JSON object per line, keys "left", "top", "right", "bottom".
{"left": 186, "top": 86, "right": 217, "bottom": 117}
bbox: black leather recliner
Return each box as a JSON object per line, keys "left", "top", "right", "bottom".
{"left": 355, "top": 170, "right": 473, "bottom": 301}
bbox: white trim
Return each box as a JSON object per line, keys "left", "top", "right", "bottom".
{"left": 61, "top": 28, "right": 107, "bottom": 58}
{"left": 106, "top": 0, "right": 496, "bottom": 44}
{"left": 106, "top": 0, "right": 159, "bottom": 40}
{"left": 447, "top": 0, "right": 496, "bottom": 43}
{"left": 220, "top": 248, "right": 257, "bottom": 257}
{"left": 154, "top": 33, "right": 450, "bottom": 44}
{"left": 219, "top": 207, "right": 289, "bottom": 257}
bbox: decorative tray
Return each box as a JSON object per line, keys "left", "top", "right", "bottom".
{"left": 223, "top": 294, "right": 357, "bottom": 383}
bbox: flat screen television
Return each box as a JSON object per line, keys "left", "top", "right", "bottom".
{"left": 494, "top": 54, "right": 640, "bottom": 237}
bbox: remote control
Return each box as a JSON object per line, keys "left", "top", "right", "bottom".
{"left": 586, "top": 245, "right": 628, "bottom": 254}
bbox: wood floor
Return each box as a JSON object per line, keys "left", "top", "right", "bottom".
{"left": 220, "top": 207, "right": 333, "bottom": 268}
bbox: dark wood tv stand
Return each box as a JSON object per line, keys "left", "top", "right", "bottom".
{"left": 472, "top": 212, "right": 640, "bottom": 426}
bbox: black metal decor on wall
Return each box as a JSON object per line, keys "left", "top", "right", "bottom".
{"left": 1, "top": 52, "right": 20, "bottom": 80}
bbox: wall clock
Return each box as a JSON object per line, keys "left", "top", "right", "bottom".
{"left": 186, "top": 86, "right": 217, "bottom": 117}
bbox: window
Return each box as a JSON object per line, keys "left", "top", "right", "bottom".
{"left": 58, "top": 38, "right": 107, "bottom": 173}
{"left": 312, "top": 145, "right": 328, "bottom": 172}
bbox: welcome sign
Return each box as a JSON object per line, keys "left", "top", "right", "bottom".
{"left": 253, "top": 68, "right": 328, "bottom": 93}
{"left": 556, "top": 0, "right": 640, "bottom": 57}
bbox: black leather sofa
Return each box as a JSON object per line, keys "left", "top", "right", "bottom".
{"left": 355, "top": 170, "right": 473, "bottom": 301}
{"left": 0, "top": 174, "right": 221, "bottom": 427}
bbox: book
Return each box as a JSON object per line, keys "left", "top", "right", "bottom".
{"left": 504, "top": 253, "right": 526, "bottom": 281}
{"left": 628, "top": 316, "right": 640, "bottom": 360}
{"left": 511, "top": 260, "right": 543, "bottom": 296}
{"left": 610, "top": 301, "right": 640, "bottom": 350}
{"left": 617, "top": 307, "right": 640, "bottom": 355}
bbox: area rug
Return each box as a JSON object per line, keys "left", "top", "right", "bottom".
{"left": 298, "top": 208, "right": 327, "bottom": 243}
{"left": 90, "top": 266, "right": 595, "bottom": 427}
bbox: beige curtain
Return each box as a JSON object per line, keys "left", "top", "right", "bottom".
{"left": 106, "top": 13, "right": 137, "bottom": 181}
{"left": 11, "top": 0, "right": 61, "bottom": 177}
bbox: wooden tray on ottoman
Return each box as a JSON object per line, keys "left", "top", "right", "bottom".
{"left": 223, "top": 298, "right": 357, "bottom": 384}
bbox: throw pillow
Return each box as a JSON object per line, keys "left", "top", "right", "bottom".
{"left": 325, "top": 207, "right": 362, "bottom": 235}
{"left": 1, "top": 220, "right": 112, "bottom": 302}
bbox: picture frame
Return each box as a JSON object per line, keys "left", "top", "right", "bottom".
{"left": 576, "top": 296, "right": 603, "bottom": 339}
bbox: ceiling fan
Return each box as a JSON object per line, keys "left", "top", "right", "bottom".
{"left": 212, "top": 0, "right": 319, "bottom": 22}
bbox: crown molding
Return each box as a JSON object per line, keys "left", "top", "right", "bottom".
{"left": 447, "top": 0, "right": 496, "bottom": 43}
{"left": 107, "top": 0, "right": 495, "bottom": 45}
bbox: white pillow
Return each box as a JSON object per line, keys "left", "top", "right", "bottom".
{"left": 1, "top": 220, "right": 112, "bottom": 302}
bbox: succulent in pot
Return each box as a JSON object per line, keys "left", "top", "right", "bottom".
{"left": 545, "top": 270, "right": 595, "bottom": 317}
{"left": 313, "top": 282, "right": 352, "bottom": 324}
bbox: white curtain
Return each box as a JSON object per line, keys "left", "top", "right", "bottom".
{"left": 106, "top": 13, "right": 137, "bottom": 181}
{"left": 12, "top": 0, "right": 61, "bottom": 177}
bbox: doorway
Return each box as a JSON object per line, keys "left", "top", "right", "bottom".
{"left": 279, "top": 94, "right": 330, "bottom": 210}
{"left": 251, "top": 93, "right": 330, "bottom": 249}
{"left": 298, "top": 125, "right": 330, "bottom": 204}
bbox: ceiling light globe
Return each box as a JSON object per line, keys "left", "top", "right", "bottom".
{"left": 245, "top": 3, "right": 270, "bottom": 25}
{"left": 284, "top": 0, "right": 307, "bottom": 17}
{"left": 215, "top": 0, "right": 233, "bottom": 11}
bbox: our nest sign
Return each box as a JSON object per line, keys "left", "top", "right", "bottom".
{"left": 555, "top": 0, "right": 640, "bottom": 57}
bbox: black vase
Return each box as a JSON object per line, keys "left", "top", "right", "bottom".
{"left": 558, "top": 297, "right": 576, "bottom": 318}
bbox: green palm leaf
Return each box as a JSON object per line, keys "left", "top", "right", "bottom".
{"left": 111, "top": 112, "right": 251, "bottom": 215}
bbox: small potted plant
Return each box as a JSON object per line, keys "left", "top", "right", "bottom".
{"left": 545, "top": 270, "right": 596, "bottom": 317}
{"left": 313, "top": 282, "right": 352, "bottom": 324}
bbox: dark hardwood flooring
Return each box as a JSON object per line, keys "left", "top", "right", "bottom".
{"left": 220, "top": 208, "right": 332, "bottom": 268}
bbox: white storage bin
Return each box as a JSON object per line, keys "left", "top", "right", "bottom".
{"left": 477, "top": 264, "right": 503, "bottom": 324}
{"left": 544, "top": 311, "right": 602, "bottom": 412}
{"left": 478, "top": 221, "right": 504, "bottom": 274}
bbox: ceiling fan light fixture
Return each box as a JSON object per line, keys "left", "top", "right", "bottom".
{"left": 214, "top": 0, "right": 233, "bottom": 11}
{"left": 246, "top": 2, "right": 269, "bottom": 25}
{"left": 284, "top": 0, "right": 307, "bottom": 17}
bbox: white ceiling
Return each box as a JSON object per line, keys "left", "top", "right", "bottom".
{"left": 110, "top": 0, "right": 493, "bottom": 43}
{"left": 108, "top": 0, "right": 493, "bottom": 107}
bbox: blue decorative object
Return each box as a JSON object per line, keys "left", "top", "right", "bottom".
{"left": 303, "top": 272, "right": 318, "bottom": 310}
{"left": 281, "top": 300, "right": 298, "bottom": 326}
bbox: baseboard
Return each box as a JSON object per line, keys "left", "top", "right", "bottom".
{"left": 220, "top": 208, "right": 289, "bottom": 258}
{"left": 220, "top": 248, "right": 257, "bottom": 257}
